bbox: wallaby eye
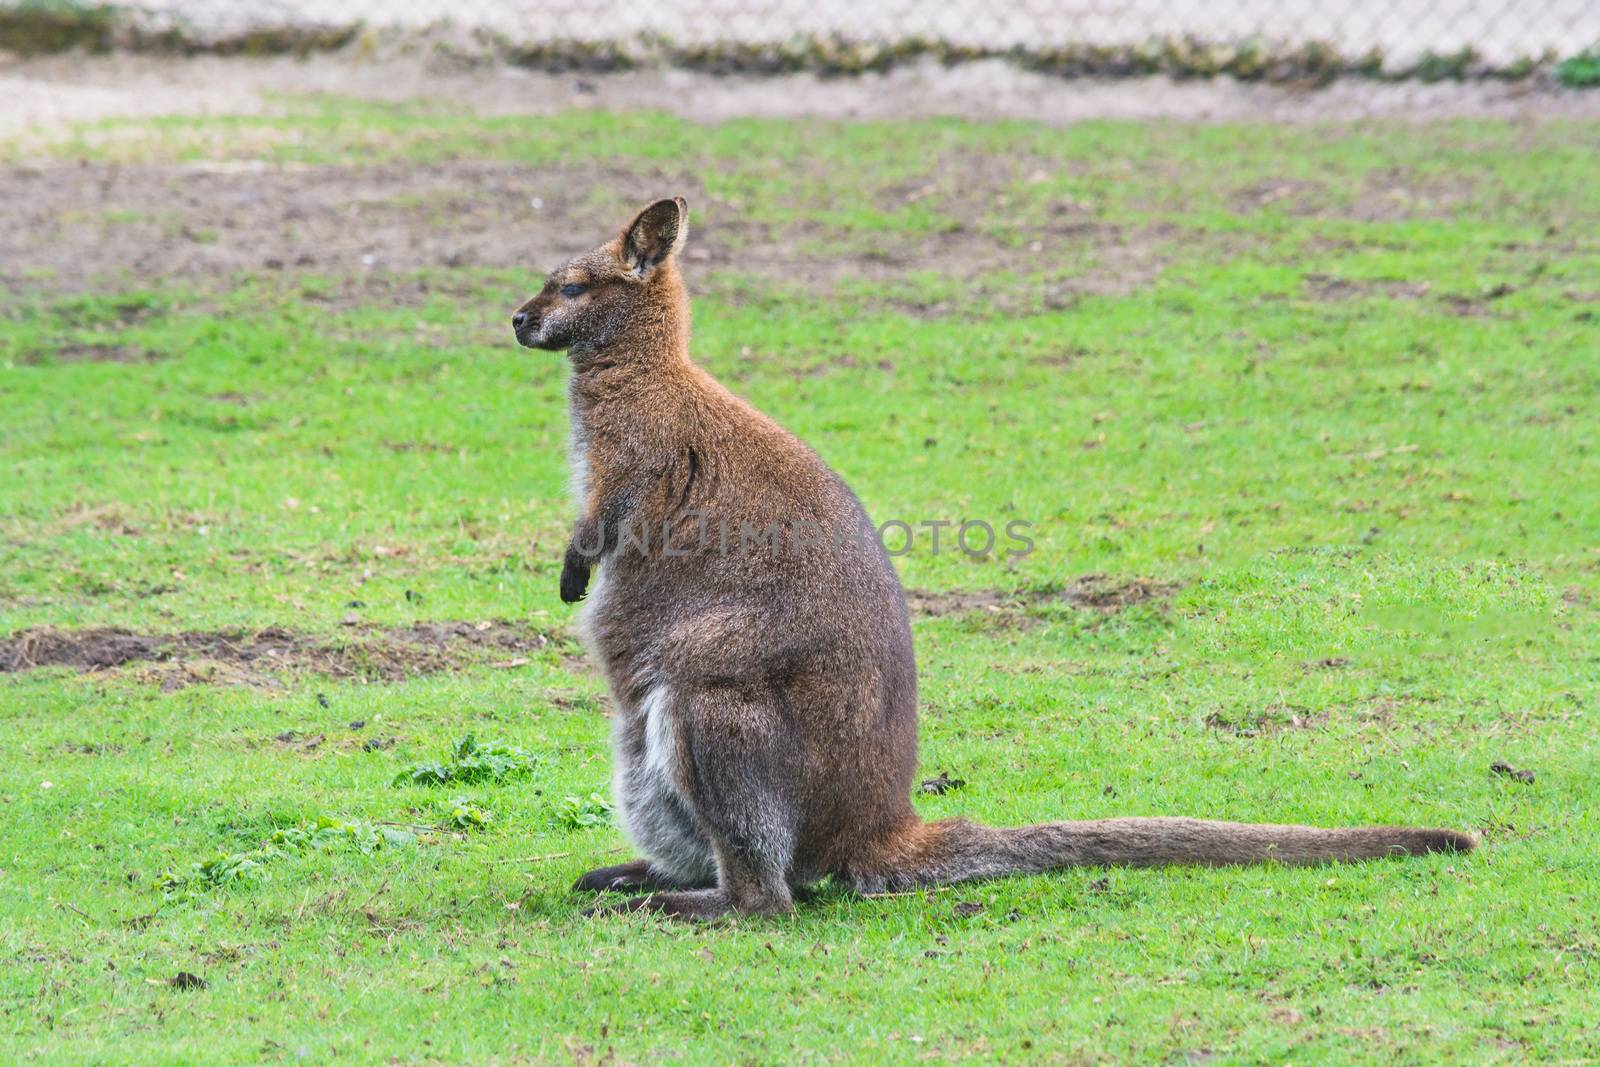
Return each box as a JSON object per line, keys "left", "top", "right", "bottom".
{"left": 560, "top": 283, "right": 587, "bottom": 298}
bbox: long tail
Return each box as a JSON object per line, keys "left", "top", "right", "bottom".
{"left": 850, "top": 817, "right": 1476, "bottom": 893}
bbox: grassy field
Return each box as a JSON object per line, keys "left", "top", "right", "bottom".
{"left": 2, "top": 99, "right": 1598, "bottom": 1064}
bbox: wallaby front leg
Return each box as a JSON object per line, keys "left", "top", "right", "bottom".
{"left": 560, "top": 479, "right": 638, "bottom": 604}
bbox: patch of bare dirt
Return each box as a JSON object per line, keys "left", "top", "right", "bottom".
{"left": 904, "top": 589, "right": 1013, "bottom": 616}
{"left": 1348, "top": 169, "right": 1476, "bottom": 222}
{"left": 1302, "top": 273, "right": 1432, "bottom": 301}
{"left": 0, "top": 160, "right": 637, "bottom": 297}
{"left": 0, "top": 155, "right": 1169, "bottom": 309}
{"left": 793, "top": 354, "right": 898, "bottom": 379}
{"left": 1029, "top": 344, "right": 1092, "bottom": 368}
{"left": 1068, "top": 575, "right": 1182, "bottom": 609}
{"left": 856, "top": 154, "right": 1173, "bottom": 312}
{"left": 0, "top": 620, "right": 555, "bottom": 688}
{"left": 1439, "top": 282, "right": 1517, "bottom": 317}
{"left": 383, "top": 440, "right": 461, "bottom": 454}
{"left": 1204, "top": 704, "right": 1329, "bottom": 736}
{"left": 1232, "top": 170, "right": 1477, "bottom": 223}
{"left": 905, "top": 574, "right": 1180, "bottom": 619}
{"left": 5, "top": 58, "right": 1582, "bottom": 336}
{"left": 16, "top": 341, "right": 167, "bottom": 364}
{"left": 1232, "top": 178, "right": 1326, "bottom": 213}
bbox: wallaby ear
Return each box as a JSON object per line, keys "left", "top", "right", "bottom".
{"left": 619, "top": 197, "right": 688, "bottom": 279}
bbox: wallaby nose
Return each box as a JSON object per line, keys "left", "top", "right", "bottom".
{"left": 512, "top": 311, "right": 529, "bottom": 331}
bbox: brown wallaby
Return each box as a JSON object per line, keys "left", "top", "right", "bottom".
{"left": 511, "top": 197, "right": 1475, "bottom": 921}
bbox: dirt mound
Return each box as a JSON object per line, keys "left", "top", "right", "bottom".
{"left": 905, "top": 574, "right": 1180, "bottom": 618}
{"left": 1066, "top": 575, "right": 1181, "bottom": 610}
{"left": 17, "top": 341, "right": 167, "bottom": 364}
{"left": 1, "top": 627, "right": 164, "bottom": 671}
{"left": 0, "top": 620, "right": 556, "bottom": 687}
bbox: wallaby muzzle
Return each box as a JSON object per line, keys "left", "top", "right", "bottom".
{"left": 511, "top": 301, "right": 555, "bottom": 350}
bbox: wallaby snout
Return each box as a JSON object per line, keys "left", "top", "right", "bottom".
{"left": 511, "top": 307, "right": 536, "bottom": 346}
{"left": 510, "top": 295, "right": 549, "bottom": 349}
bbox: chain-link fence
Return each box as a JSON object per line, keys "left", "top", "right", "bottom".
{"left": 4, "top": 0, "right": 1599, "bottom": 84}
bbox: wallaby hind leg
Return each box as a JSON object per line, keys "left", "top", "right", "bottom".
{"left": 572, "top": 858, "right": 712, "bottom": 894}
{"left": 589, "top": 684, "right": 797, "bottom": 920}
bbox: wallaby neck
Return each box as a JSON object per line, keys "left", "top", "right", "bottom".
{"left": 567, "top": 268, "right": 693, "bottom": 410}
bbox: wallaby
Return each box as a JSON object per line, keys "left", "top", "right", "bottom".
{"left": 511, "top": 197, "right": 1476, "bottom": 920}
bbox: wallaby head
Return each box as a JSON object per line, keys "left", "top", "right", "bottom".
{"left": 512, "top": 196, "right": 689, "bottom": 356}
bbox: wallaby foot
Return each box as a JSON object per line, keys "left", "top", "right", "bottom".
{"left": 572, "top": 858, "right": 699, "bottom": 894}
{"left": 584, "top": 887, "right": 792, "bottom": 922}
{"left": 569, "top": 857, "right": 707, "bottom": 895}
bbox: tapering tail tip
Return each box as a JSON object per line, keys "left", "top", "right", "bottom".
{"left": 1416, "top": 828, "right": 1477, "bottom": 855}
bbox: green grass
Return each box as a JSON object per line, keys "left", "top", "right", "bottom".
{"left": 2, "top": 102, "right": 1598, "bottom": 1064}
{"left": 1556, "top": 51, "right": 1600, "bottom": 89}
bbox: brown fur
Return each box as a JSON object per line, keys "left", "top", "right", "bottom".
{"left": 512, "top": 198, "right": 1475, "bottom": 921}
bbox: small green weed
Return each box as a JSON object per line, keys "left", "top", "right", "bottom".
{"left": 158, "top": 817, "right": 414, "bottom": 900}
{"left": 440, "top": 795, "right": 495, "bottom": 831}
{"left": 557, "top": 792, "right": 614, "bottom": 829}
{"left": 392, "top": 733, "right": 536, "bottom": 787}
{"left": 1556, "top": 51, "right": 1600, "bottom": 88}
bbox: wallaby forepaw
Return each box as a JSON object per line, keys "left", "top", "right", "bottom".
{"left": 559, "top": 559, "right": 590, "bottom": 603}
